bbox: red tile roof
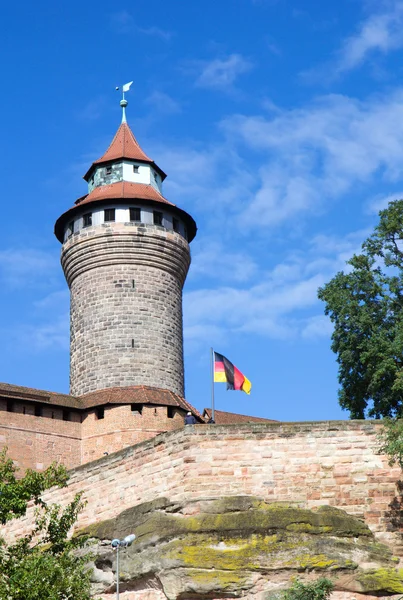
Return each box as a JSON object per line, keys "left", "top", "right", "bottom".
{"left": 0, "top": 382, "right": 202, "bottom": 420}
{"left": 203, "top": 408, "right": 277, "bottom": 425}
{"left": 80, "top": 386, "right": 204, "bottom": 420}
{"left": 96, "top": 122, "right": 152, "bottom": 164}
{"left": 75, "top": 181, "right": 175, "bottom": 208}
{"left": 83, "top": 122, "right": 166, "bottom": 181}
{"left": 0, "top": 382, "right": 82, "bottom": 409}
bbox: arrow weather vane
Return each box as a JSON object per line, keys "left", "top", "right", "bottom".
{"left": 115, "top": 81, "right": 133, "bottom": 123}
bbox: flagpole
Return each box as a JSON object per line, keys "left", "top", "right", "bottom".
{"left": 210, "top": 347, "right": 215, "bottom": 422}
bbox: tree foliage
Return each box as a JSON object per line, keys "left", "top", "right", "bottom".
{"left": 0, "top": 449, "right": 95, "bottom": 600}
{"left": 281, "top": 578, "right": 333, "bottom": 600}
{"left": 377, "top": 417, "right": 403, "bottom": 469}
{"left": 318, "top": 200, "right": 403, "bottom": 419}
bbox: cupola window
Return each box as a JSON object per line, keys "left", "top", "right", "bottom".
{"left": 133, "top": 165, "right": 139, "bottom": 173}
{"left": 105, "top": 166, "right": 112, "bottom": 175}
{"left": 153, "top": 211, "right": 163, "bottom": 226}
{"left": 83, "top": 213, "right": 92, "bottom": 227}
{"left": 130, "top": 208, "right": 141, "bottom": 222}
{"left": 104, "top": 209, "right": 115, "bottom": 222}
{"left": 68, "top": 221, "right": 74, "bottom": 237}
{"left": 173, "top": 218, "right": 180, "bottom": 233}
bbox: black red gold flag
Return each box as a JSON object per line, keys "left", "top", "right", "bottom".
{"left": 213, "top": 352, "right": 252, "bottom": 395}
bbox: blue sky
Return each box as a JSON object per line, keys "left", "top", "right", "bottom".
{"left": 1, "top": 0, "right": 403, "bottom": 421}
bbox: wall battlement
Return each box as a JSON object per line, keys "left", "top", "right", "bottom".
{"left": 4, "top": 419, "right": 402, "bottom": 558}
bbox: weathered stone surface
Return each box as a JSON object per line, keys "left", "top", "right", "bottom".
{"left": 78, "top": 496, "right": 403, "bottom": 599}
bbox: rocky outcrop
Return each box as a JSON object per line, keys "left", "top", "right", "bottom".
{"left": 77, "top": 496, "right": 403, "bottom": 599}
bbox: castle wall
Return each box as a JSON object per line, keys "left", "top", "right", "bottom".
{"left": 0, "top": 399, "right": 81, "bottom": 472}
{"left": 61, "top": 224, "right": 190, "bottom": 396}
{"left": 4, "top": 421, "right": 402, "bottom": 557}
{"left": 80, "top": 403, "right": 186, "bottom": 464}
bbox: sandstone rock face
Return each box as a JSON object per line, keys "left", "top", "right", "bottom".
{"left": 78, "top": 496, "right": 403, "bottom": 600}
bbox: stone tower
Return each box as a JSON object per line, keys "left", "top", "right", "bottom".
{"left": 54, "top": 97, "right": 197, "bottom": 398}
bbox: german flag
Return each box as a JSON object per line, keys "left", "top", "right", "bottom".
{"left": 214, "top": 352, "right": 252, "bottom": 395}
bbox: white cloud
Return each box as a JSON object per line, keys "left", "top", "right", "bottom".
{"left": 19, "top": 315, "right": 69, "bottom": 352}
{"left": 366, "top": 190, "right": 403, "bottom": 214}
{"left": 190, "top": 240, "right": 258, "bottom": 283}
{"left": 0, "top": 249, "right": 58, "bottom": 288}
{"left": 184, "top": 230, "right": 361, "bottom": 348}
{"left": 146, "top": 91, "right": 181, "bottom": 115}
{"left": 335, "top": 1, "right": 403, "bottom": 75}
{"left": 111, "top": 11, "right": 172, "bottom": 40}
{"left": 220, "top": 89, "right": 403, "bottom": 227}
{"left": 195, "top": 54, "right": 253, "bottom": 91}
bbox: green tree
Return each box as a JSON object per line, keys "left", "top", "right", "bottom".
{"left": 282, "top": 578, "right": 333, "bottom": 600}
{"left": 318, "top": 199, "right": 403, "bottom": 419}
{"left": 0, "top": 449, "right": 95, "bottom": 600}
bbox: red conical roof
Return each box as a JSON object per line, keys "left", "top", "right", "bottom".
{"left": 83, "top": 122, "right": 166, "bottom": 181}
{"left": 96, "top": 122, "right": 152, "bottom": 163}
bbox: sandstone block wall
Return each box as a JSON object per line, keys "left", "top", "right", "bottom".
{"left": 81, "top": 403, "right": 186, "bottom": 464}
{"left": 61, "top": 223, "right": 191, "bottom": 396}
{"left": 0, "top": 398, "right": 81, "bottom": 471}
{"left": 4, "top": 421, "right": 402, "bottom": 557}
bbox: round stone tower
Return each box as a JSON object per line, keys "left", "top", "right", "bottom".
{"left": 54, "top": 98, "right": 197, "bottom": 398}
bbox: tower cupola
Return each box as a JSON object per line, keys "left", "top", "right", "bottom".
{"left": 54, "top": 93, "right": 197, "bottom": 398}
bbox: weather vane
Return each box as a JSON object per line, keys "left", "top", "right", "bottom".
{"left": 115, "top": 81, "right": 133, "bottom": 123}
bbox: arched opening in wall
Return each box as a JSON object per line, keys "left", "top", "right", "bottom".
{"left": 131, "top": 404, "right": 143, "bottom": 415}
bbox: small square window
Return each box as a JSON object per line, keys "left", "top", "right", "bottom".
{"left": 153, "top": 211, "right": 163, "bottom": 226}
{"left": 63, "top": 410, "right": 70, "bottom": 421}
{"left": 6, "top": 400, "right": 13, "bottom": 412}
{"left": 35, "top": 405, "right": 42, "bottom": 418}
{"left": 104, "top": 209, "right": 115, "bottom": 222}
{"left": 83, "top": 213, "right": 92, "bottom": 227}
{"left": 133, "top": 165, "right": 139, "bottom": 173}
{"left": 131, "top": 403, "right": 143, "bottom": 415}
{"left": 130, "top": 208, "right": 141, "bottom": 222}
{"left": 105, "top": 166, "right": 112, "bottom": 175}
{"left": 167, "top": 406, "right": 175, "bottom": 419}
{"left": 173, "top": 218, "right": 180, "bottom": 233}
{"left": 96, "top": 407, "right": 105, "bottom": 420}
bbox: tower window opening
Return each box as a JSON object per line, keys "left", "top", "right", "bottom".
{"left": 104, "top": 209, "right": 115, "bottom": 222}
{"left": 153, "top": 211, "right": 163, "bottom": 226}
{"left": 130, "top": 207, "right": 141, "bottom": 222}
{"left": 62, "top": 410, "right": 70, "bottom": 421}
{"left": 35, "top": 405, "right": 42, "bottom": 418}
{"left": 83, "top": 213, "right": 92, "bottom": 227}
{"left": 68, "top": 221, "right": 74, "bottom": 237}
{"left": 167, "top": 406, "right": 175, "bottom": 419}
{"left": 131, "top": 403, "right": 143, "bottom": 415}
{"left": 96, "top": 407, "right": 105, "bottom": 420}
{"left": 133, "top": 165, "right": 139, "bottom": 173}
{"left": 132, "top": 280, "right": 135, "bottom": 289}
{"left": 173, "top": 218, "right": 180, "bottom": 233}
{"left": 184, "top": 227, "right": 188, "bottom": 241}
{"left": 6, "top": 400, "right": 13, "bottom": 412}
{"left": 131, "top": 338, "right": 135, "bottom": 348}
{"left": 105, "top": 166, "right": 112, "bottom": 175}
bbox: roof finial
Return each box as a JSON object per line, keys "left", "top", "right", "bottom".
{"left": 115, "top": 81, "right": 133, "bottom": 124}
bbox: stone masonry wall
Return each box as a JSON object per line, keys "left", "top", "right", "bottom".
{"left": 4, "top": 421, "right": 403, "bottom": 558}
{"left": 0, "top": 399, "right": 81, "bottom": 472}
{"left": 80, "top": 403, "right": 186, "bottom": 464}
{"left": 61, "top": 223, "right": 190, "bottom": 396}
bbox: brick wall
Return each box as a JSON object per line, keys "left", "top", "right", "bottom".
{"left": 81, "top": 403, "right": 186, "bottom": 463}
{"left": 0, "top": 399, "right": 81, "bottom": 472}
{"left": 61, "top": 223, "right": 191, "bottom": 397}
{"left": 4, "top": 420, "right": 402, "bottom": 557}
